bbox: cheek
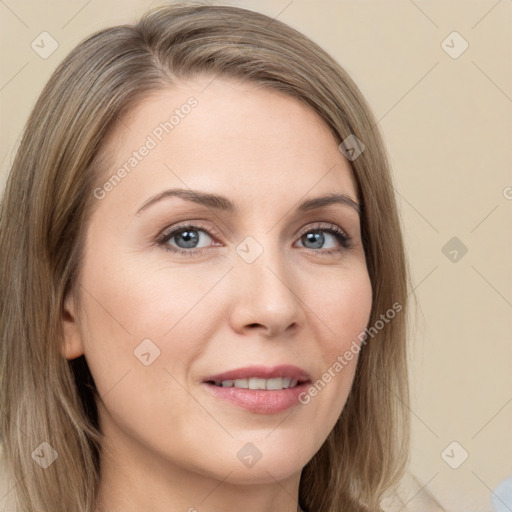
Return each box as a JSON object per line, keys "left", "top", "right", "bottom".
{"left": 77, "top": 257, "right": 230, "bottom": 394}
{"left": 316, "top": 264, "right": 373, "bottom": 355}
{"left": 76, "top": 261, "right": 223, "bottom": 454}
{"left": 298, "top": 265, "right": 372, "bottom": 433}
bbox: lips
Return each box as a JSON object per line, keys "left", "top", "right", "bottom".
{"left": 201, "top": 365, "right": 312, "bottom": 414}
{"left": 202, "top": 364, "right": 311, "bottom": 385}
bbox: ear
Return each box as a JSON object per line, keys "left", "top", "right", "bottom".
{"left": 61, "top": 289, "right": 85, "bottom": 360}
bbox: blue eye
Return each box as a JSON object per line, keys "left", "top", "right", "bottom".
{"left": 156, "top": 223, "right": 215, "bottom": 257}
{"left": 156, "top": 222, "right": 351, "bottom": 257}
{"left": 165, "top": 227, "right": 211, "bottom": 250}
{"left": 296, "top": 226, "right": 351, "bottom": 253}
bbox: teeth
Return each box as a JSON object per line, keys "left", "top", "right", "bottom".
{"left": 214, "top": 377, "right": 300, "bottom": 390}
{"left": 261, "top": 377, "right": 284, "bottom": 389}
{"left": 248, "top": 377, "right": 267, "bottom": 390}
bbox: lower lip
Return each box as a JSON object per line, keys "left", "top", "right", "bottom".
{"left": 201, "top": 382, "right": 310, "bottom": 414}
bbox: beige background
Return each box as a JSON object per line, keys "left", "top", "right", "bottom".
{"left": 1, "top": 1, "right": 511, "bottom": 511}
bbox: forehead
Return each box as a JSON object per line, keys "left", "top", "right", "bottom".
{"left": 93, "top": 76, "right": 358, "bottom": 215}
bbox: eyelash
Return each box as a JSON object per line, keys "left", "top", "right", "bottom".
{"left": 155, "top": 221, "right": 352, "bottom": 257}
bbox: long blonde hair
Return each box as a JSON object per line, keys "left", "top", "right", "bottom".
{"left": 0, "top": 3, "right": 410, "bottom": 511}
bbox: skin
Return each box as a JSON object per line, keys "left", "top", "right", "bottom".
{"left": 61, "top": 76, "right": 372, "bottom": 512}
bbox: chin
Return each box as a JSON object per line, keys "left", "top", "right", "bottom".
{"left": 192, "top": 436, "right": 315, "bottom": 485}
{"left": 215, "top": 459, "right": 306, "bottom": 486}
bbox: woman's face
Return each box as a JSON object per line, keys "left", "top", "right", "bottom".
{"left": 62, "top": 77, "right": 372, "bottom": 489}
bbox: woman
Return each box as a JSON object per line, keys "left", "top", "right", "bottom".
{"left": 0, "top": 3, "right": 411, "bottom": 511}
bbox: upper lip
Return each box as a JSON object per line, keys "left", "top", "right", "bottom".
{"left": 203, "top": 365, "right": 312, "bottom": 383}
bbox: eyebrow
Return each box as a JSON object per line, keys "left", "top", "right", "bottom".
{"left": 135, "top": 188, "right": 360, "bottom": 216}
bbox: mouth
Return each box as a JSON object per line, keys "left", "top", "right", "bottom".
{"left": 201, "top": 365, "right": 312, "bottom": 414}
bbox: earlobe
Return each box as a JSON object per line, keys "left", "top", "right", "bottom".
{"left": 61, "top": 291, "right": 85, "bottom": 360}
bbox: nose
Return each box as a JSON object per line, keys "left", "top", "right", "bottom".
{"left": 227, "top": 240, "right": 305, "bottom": 338}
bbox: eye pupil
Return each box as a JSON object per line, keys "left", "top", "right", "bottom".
{"left": 175, "top": 229, "right": 199, "bottom": 248}
{"left": 303, "top": 231, "right": 324, "bottom": 249}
